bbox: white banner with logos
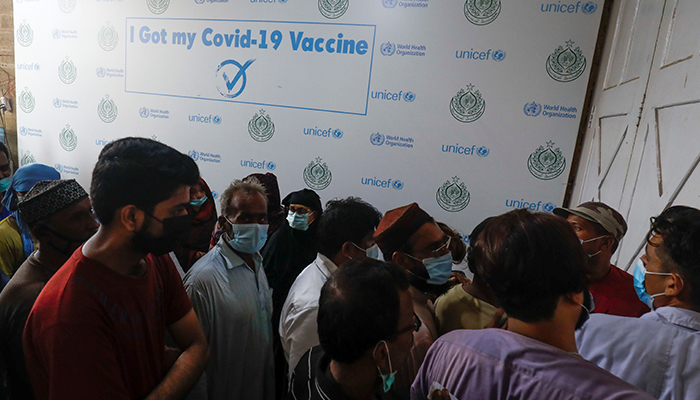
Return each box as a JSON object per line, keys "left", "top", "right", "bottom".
{"left": 14, "top": 0, "right": 602, "bottom": 241}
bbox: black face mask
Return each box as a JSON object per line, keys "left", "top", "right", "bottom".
{"left": 45, "top": 226, "right": 97, "bottom": 256}
{"left": 132, "top": 213, "right": 192, "bottom": 256}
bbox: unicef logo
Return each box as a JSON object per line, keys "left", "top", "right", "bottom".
{"left": 582, "top": 2, "right": 597, "bottom": 14}
{"left": 97, "top": 95, "right": 118, "bottom": 123}
{"left": 266, "top": 161, "right": 276, "bottom": 171}
{"left": 436, "top": 176, "right": 470, "bottom": 212}
{"left": 383, "top": 0, "right": 397, "bottom": 8}
{"left": 248, "top": 109, "right": 275, "bottom": 142}
{"left": 450, "top": 83, "right": 485, "bottom": 123}
{"left": 546, "top": 40, "right": 586, "bottom": 82}
{"left": 96, "top": 67, "right": 106, "bottom": 78}
{"left": 332, "top": 129, "right": 343, "bottom": 139}
{"left": 543, "top": 202, "right": 556, "bottom": 213}
{"left": 528, "top": 141, "right": 566, "bottom": 180}
{"left": 58, "top": 57, "right": 77, "bottom": 84}
{"left": 216, "top": 59, "right": 255, "bottom": 99}
{"left": 403, "top": 91, "right": 416, "bottom": 102}
{"left": 54, "top": 163, "right": 64, "bottom": 174}
{"left": 19, "top": 126, "right": 27, "bottom": 136}
{"left": 52, "top": 29, "right": 61, "bottom": 39}
{"left": 147, "top": 0, "right": 170, "bottom": 14}
{"left": 319, "top": 0, "right": 349, "bottom": 19}
{"left": 303, "top": 157, "right": 332, "bottom": 190}
{"left": 477, "top": 146, "right": 490, "bottom": 157}
{"left": 213, "top": 115, "right": 222, "bottom": 125}
{"left": 21, "top": 152, "right": 36, "bottom": 166}
{"left": 465, "top": 0, "right": 501, "bottom": 26}
{"left": 492, "top": 50, "right": 506, "bottom": 62}
{"left": 53, "top": 98, "right": 61, "bottom": 108}
{"left": 98, "top": 23, "right": 118, "bottom": 51}
{"left": 392, "top": 180, "right": 404, "bottom": 190}
{"left": 188, "top": 150, "right": 200, "bottom": 161}
{"left": 59, "top": 124, "right": 77, "bottom": 152}
{"left": 17, "top": 20, "right": 33, "bottom": 47}
{"left": 524, "top": 101, "right": 542, "bottom": 117}
{"left": 279, "top": 0, "right": 287, "bottom": 3}
{"left": 139, "top": 107, "right": 150, "bottom": 118}
{"left": 211, "top": 190, "right": 218, "bottom": 200}
{"left": 370, "top": 132, "right": 385, "bottom": 146}
{"left": 19, "top": 87, "right": 35, "bottom": 113}
{"left": 58, "top": 0, "right": 76, "bottom": 13}
{"left": 380, "top": 42, "right": 396, "bottom": 56}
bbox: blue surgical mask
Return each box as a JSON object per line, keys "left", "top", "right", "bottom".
{"left": 633, "top": 259, "right": 672, "bottom": 309}
{"left": 287, "top": 211, "right": 309, "bottom": 231}
{"left": 351, "top": 242, "right": 381, "bottom": 260}
{"left": 225, "top": 219, "right": 269, "bottom": 254}
{"left": 190, "top": 196, "right": 207, "bottom": 207}
{"left": 408, "top": 252, "right": 454, "bottom": 285}
{"left": 0, "top": 176, "right": 10, "bottom": 193}
{"left": 374, "top": 340, "right": 397, "bottom": 393}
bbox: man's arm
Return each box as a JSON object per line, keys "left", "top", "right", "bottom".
{"left": 146, "top": 309, "right": 209, "bottom": 400}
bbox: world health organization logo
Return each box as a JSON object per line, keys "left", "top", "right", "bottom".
{"left": 188, "top": 150, "right": 200, "bottom": 161}
{"left": 436, "top": 176, "right": 470, "bottom": 212}
{"left": 147, "top": 0, "right": 170, "bottom": 14}
{"left": 19, "top": 127, "right": 27, "bottom": 136}
{"left": 216, "top": 59, "right": 255, "bottom": 99}
{"left": 332, "top": 129, "right": 343, "bottom": 139}
{"left": 97, "top": 95, "right": 118, "bottom": 123}
{"left": 303, "top": 157, "right": 332, "bottom": 190}
{"left": 383, "top": 0, "right": 397, "bottom": 8}
{"left": 527, "top": 141, "right": 566, "bottom": 180}
{"left": 319, "top": 0, "right": 349, "bottom": 19}
{"left": 19, "top": 87, "right": 35, "bottom": 113}
{"left": 52, "top": 29, "right": 61, "bottom": 40}
{"left": 370, "top": 132, "right": 385, "bottom": 146}
{"left": 450, "top": 83, "right": 485, "bottom": 123}
{"left": 464, "top": 0, "right": 501, "bottom": 26}
{"left": 492, "top": 50, "right": 506, "bottom": 62}
{"left": 523, "top": 101, "right": 542, "bottom": 117}
{"left": 58, "top": 57, "right": 77, "bottom": 84}
{"left": 248, "top": 109, "right": 275, "bottom": 142}
{"left": 21, "top": 151, "right": 36, "bottom": 166}
{"left": 96, "top": 67, "right": 106, "bottom": 78}
{"left": 195, "top": 0, "right": 205, "bottom": 3}
{"left": 17, "top": 20, "right": 33, "bottom": 47}
{"left": 380, "top": 42, "right": 396, "bottom": 56}
{"left": 54, "top": 163, "right": 64, "bottom": 174}
{"left": 98, "top": 23, "right": 118, "bottom": 51}
{"left": 53, "top": 98, "right": 61, "bottom": 108}
{"left": 546, "top": 40, "right": 586, "bottom": 82}
{"left": 139, "top": 107, "right": 149, "bottom": 118}
{"left": 58, "top": 0, "right": 76, "bottom": 13}
{"left": 59, "top": 124, "right": 77, "bottom": 152}
{"left": 582, "top": 2, "right": 597, "bottom": 14}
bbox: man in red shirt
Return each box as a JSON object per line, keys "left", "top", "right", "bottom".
{"left": 23, "top": 137, "right": 210, "bottom": 400}
{"left": 554, "top": 202, "right": 649, "bottom": 317}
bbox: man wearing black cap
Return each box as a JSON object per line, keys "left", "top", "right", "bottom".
{"left": 0, "top": 179, "right": 98, "bottom": 399}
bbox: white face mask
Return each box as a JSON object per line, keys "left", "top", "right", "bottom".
{"left": 580, "top": 235, "right": 608, "bottom": 258}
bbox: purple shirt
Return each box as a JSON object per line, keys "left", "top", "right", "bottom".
{"left": 411, "top": 329, "right": 653, "bottom": 400}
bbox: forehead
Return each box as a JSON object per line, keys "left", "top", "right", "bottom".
{"left": 646, "top": 233, "right": 664, "bottom": 256}
{"left": 230, "top": 190, "right": 267, "bottom": 211}
{"left": 53, "top": 197, "right": 91, "bottom": 218}
{"left": 408, "top": 221, "right": 443, "bottom": 249}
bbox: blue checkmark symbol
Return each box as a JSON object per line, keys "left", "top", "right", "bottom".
{"left": 216, "top": 59, "right": 256, "bottom": 99}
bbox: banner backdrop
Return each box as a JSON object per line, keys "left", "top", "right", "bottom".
{"left": 14, "top": 0, "right": 602, "bottom": 240}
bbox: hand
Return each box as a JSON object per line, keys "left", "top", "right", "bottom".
{"left": 486, "top": 308, "right": 507, "bottom": 329}
{"left": 430, "top": 388, "right": 452, "bottom": 400}
{"left": 448, "top": 271, "right": 471, "bottom": 287}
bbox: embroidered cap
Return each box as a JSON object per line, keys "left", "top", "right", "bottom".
{"left": 17, "top": 179, "right": 89, "bottom": 227}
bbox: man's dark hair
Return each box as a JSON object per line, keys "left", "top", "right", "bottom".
{"left": 90, "top": 137, "right": 199, "bottom": 225}
{"left": 467, "top": 217, "right": 494, "bottom": 275}
{"left": 318, "top": 259, "right": 409, "bottom": 364}
{"left": 316, "top": 197, "right": 382, "bottom": 259}
{"left": 0, "top": 142, "right": 9, "bottom": 160}
{"left": 474, "top": 209, "right": 587, "bottom": 322}
{"left": 649, "top": 206, "right": 700, "bottom": 307}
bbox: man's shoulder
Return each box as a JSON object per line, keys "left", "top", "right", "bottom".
{"left": 0, "top": 216, "right": 20, "bottom": 238}
{"left": 184, "top": 247, "right": 225, "bottom": 285}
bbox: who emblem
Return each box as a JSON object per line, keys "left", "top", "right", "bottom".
{"left": 319, "top": 0, "right": 349, "bottom": 19}
{"left": 58, "top": 0, "right": 76, "bottom": 13}
{"left": 19, "top": 88, "right": 35, "bottom": 113}
{"left": 147, "top": 0, "right": 170, "bottom": 14}
{"left": 139, "top": 107, "right": 150, "bottom": 118}
{"left": 97, "top": 95, "right": 118, "bottom": 123}
{"left": 188, "top": 150, "right": 200, "bottom": 161}
{"left": 53, "top": 98, "right": 62, "bottom": 108}
{"left": 450, "top": 84, "right": 485, "bottom": 123}
{"left": 523, "top": 101, "right": 542, "bottom": 117}
{"left": 248, "top": 109, "right": 275, "bottom": 142}
{"left": 58, "top": 57, "right": 77, "bottom": 84}
{"left": 59, "top": 124, "right": 77, "bottom": 152}
{"left": 17, "top": 21, "right": 33, "bottom": 47}
{"left": 383, "top": 0, "right": 398, "bottom": 8}
{"left": 370, "top": 132, "right": 385, "bottom": 146}
{"left": 380, "top": 42, "right": 396, "bottom": 56}
{"left": 527, "top": 141, "right": 566, "bottom": 180}
{"left": 436, "top": 176, "right": 470, "bottom": 212}
{"left": 21, "top": 151, "right": 36, "bottom": 166}
{"left": 52, "top": 29, "right": 61, "bottom": 39}
{"left": 303, "top": 157, "right": 332, "bottom": 190}
{"left": 98, "top": 23, "right": 118, "bottom": 51}
{"left": 546, "top": 40, "right": 586, "bottom": 83}
{"left": 464, "top": 0, "right": 501, "bottom": 26}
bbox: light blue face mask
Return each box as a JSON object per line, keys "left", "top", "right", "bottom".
{"left": 189, "top": 196, "right": 207, "bottom": 207}
{"left": 351, "top": 242, "right": 381, "bottom": 260}
{"left": 633, "top": 259, "right": 672, "bottom": 309}
{"left": 375, "top": 340, "right": 397, "bottom": 393}
{"left": 287, "top": 211, "right": 309, "bottom": 231}
{"left": 225, "top": 218, "right": 269, "bottom": 254}
{"left": 0, "top": 176, "right": 10, "bottom": 193}
{"left": 408, "top": 251, "right": 454, "bottom": 285}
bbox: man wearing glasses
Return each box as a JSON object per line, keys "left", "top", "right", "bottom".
{"left": 373, "top": 203, "right": 451, "bottom": 398}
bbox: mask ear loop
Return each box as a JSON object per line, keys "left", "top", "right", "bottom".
{"left": 373, "top": 340, "right": 392, "bottom": 376}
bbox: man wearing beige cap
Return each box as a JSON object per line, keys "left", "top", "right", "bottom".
{"left": 554, "top": 202, "right": 648, "bottom": 317}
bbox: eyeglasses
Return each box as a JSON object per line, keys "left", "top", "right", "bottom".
{"left": 392, "top": 313, "right": 421, "bottom": 337}
{"left": 408, "top": 236, "right": 452, "bottom": 261}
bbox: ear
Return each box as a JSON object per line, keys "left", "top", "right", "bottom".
{"left": 567, "top": 291, "right": 584, "bottom": 306}
{"left": 371, "top": 341, "right": 390, "bottom": 372}
{"left": 666, "top": 273, "right": 684, "bottom": 297}
{"left": 600, "top": 236, "right": 615, "bottom": 251}
{"left": 120, "top": 205, "right": 143, "bottom": 232}
{"left": 392, "top": 251, "right": 406, "bottom": 267}
{"left": 340, "top": 241, "right": 357, "bottom": 260}
{"left": 218, "top": 215, "right": 229, "bottom": 229}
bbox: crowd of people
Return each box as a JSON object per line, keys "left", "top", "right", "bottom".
{"left": 0, "top": 138, "right": 697, "bottom": 400}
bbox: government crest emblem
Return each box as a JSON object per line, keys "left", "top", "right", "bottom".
{"left": 319, "top": 0, "right": 349, "bottom": 19}
{"left": 97, "top": 95, "right": 118, "bottom": 123}
{"left": 546, "top": 40, "right": 586, "bottom": 82}
{"left": 147, "top": 0, "right": 170, "bottom": 15}
{"left": 436, "top": 176, "right": 470, "bottom": 212}
{"left": 450, "top": 84, "right": 485, "bottom": 123}
{"left": 59, "top": 124, "right": 77, "bottom": 152}
{"left": 527, "top": 141, "right": 566, "bottom": 180}
{"left": 98, "top": 23, "right": 118, "bottom": 51}
{"left": 17, "top": 21, "right": 33, "bottom": 47}
{"left": 21, "top": 151, "right": 36, "bottom": 166}
{"left": 464, "top": 0, "right": 501, "bottom": 26}
{"left": 248, "top": 109, "right": 275, "bottom": 142}
{"left": 58, "top": 57, "right": 77, "bottom": 84}
{"left": 523, "top": 101, "right": 542, "bottom": 117}
{"left": 303, "top": 157, "right": 332, "bottom": 190}
{"left": 58, "top": 0, "right": 76, "bottom": 13}
{"left": 19, "top": 88, "right": 35, "bottom": 113}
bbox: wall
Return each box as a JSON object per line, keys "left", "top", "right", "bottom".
{"left": 0, "top": 0, "right": 17, "bottom": 167}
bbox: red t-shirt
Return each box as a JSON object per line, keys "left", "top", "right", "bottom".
{"left": 23, "top": 248, "right": 192, "bottom": 400}
{"left": 589, "top": 264, "right": 650, "bottom": 317}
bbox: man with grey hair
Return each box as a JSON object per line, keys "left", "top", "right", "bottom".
{"left": 183, "top": 178, "right": 274, "bottom": 400}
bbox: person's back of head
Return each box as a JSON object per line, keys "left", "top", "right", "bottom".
{"left": 316, "top": 197, "right": 382, "bottom": 261}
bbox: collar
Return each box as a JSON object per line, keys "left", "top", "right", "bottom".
{"left": 653, "top": 306, "right": 700, "bottom": 332}
{"left": 215, "top": 236, "right": 263, "bottom": 271}
{"left": 315, "top": 253, "right": 339, "bottom": 279}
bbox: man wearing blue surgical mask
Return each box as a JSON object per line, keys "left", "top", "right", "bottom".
{"left": 184, "top": 178, "right": 274, "bottom": 400}
{"left": 576, "top": 206, "right": 700, "bottom": 399}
